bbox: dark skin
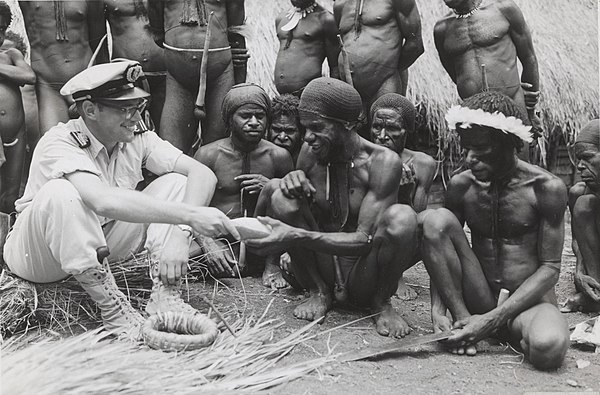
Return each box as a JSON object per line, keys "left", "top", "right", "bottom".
{"left": 370, "top": 106, "right": 437, "bottom": 300}
{"left": 422, "top": 127, "right": 569, "bottom": 370}
{"left": 101, "top": 0, "right": 166, "bottom": 129}
{"left": 248, "top": 112, "right": 419, "bottom": 338}
{"left": 561, "top": 142, "right": 600, "bottom": 312}
{"left": 19, "top": 0, "right": 107, "bottom": 140}
{"left": 334, "top": 0, "right": 424, "bottom": 107}
{"left": 268, "top": 112, "right": 303, "bottom": 164}
{"left": 435, "top": 0, "right": 541, "bottom": 142}
{"left": 274, "top": 0, "right": 340, "bottom": 95}
{"left": 147, "top": 0, "right": 249, "bottom": 150}
{"left": 194, "top": 104, "right": 293, "bottom": 280}
{"left": 0, "top": 15, "right": 36, "bottom": 213}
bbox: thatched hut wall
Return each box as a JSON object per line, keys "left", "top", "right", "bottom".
{"left": 246, "top": 0, "right": 599, "bottom": 167}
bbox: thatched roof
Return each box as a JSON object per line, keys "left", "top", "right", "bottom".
{"left": 246, "top": 0, "right": 599, "bottom": 153}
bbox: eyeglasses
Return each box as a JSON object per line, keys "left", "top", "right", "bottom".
{"left": 96, "top": 99, "right": 148, "bottom": 120}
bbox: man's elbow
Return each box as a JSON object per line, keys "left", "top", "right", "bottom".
{"left": 84, "top": 193, "right": 117, "bottom": 218}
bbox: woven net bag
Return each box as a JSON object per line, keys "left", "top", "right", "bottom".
{"left": 142, "top": 311, "right": 219, "bottom": 352}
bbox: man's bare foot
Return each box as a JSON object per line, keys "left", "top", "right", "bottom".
{"left": 395, "top": 277, "right": 418, "bottom": 300}
{"left": 262, "top": 262, "right": 289, "bottom": 289}
{"left": 293, "top": 292, "right": 332, "bottom": 322}
{"left": 560, "top": 292, "right": 600, "bottom": 313}
{"left": 373, "top": 302, "right": 411, "bottom": 338}
{"left": 451, "top": 344, "right": 477, "bottom": 356}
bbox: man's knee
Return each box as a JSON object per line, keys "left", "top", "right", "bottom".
{"left": 379, "top": 204, "right": 417, "bottom": 241}
{"left": 269, "top": 188, "right": 304, "bottom": 221}
{"left": 525, "top": 305, "right": 569, "bottom": 370}
{"left": 35, "top": 179, "right": 82, "bottom": 208}
{"left": 422, "top": 208, "right": 461, "bottom": 242}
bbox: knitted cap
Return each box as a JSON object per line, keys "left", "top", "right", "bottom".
{"left": 370, "top": 93, "right": 416, "bottom": 133}
{"left": 299, "top": 77, "right": 362, "bottom": 124}
{"left": 222, "top": 83, "right": 271, "bottom": 125}
{"left": 575, "top": 119, "right": 600, "bottom": 147}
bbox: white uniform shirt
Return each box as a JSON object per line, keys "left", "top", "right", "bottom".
{"left": 16, "top": 118, "right": 182, "bottom": 224}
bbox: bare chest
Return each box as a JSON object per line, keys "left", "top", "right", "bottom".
{"left": 212, "top": 150, "right": 278, "bottom": 194}
{"left": 463, "top": 184, "right": 538, "bottom": 239}
{"left": 442, "top": 11, "right": 510, "bottom": 55}
{"left": 276, "top": 15, "right": 323, "bottom": 41}
{"left": 335, "top": 0, "right": 395, "bottom": 31}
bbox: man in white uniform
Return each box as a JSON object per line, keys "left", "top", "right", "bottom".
{"left": 3, "top": 60, "right": 240, "bottom": 340}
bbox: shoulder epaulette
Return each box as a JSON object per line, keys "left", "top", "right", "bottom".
{"left": 134, "top": 111, "right": 155, "bottom": 135}
{"left": 70, "top": 131, "right": 91, "bottom": 148}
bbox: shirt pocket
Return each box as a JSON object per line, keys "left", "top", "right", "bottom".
{"left": 115, "top": 164, "right": 144, "bottom": 189}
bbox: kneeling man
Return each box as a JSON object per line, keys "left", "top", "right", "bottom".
{"left": 3, "top": 61, "right": 239, "bottom": 340}
{"left": 422, "top": 91, "right": 569, "bottom": 370}
{"left": 248, "top": 77, "right": 419, "bottom": 338}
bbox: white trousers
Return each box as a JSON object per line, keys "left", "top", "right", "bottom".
{"left": 4, "top": 173, "right": 188, "bottom": 283}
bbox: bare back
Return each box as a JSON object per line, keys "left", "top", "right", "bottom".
{"left": 105, "top": 0, "right": 165, "bottom": 72}
{"left": 435, "top": 0, "right": 526, "bottom": 109}
{"left": 274, "top": 7, "right": 338, "bottom": 94}
{"left": 447, "top": 161, "right": 567, "bottom": 297}
{"left": 21, "top": 1, "right": 94, "bottom": 83}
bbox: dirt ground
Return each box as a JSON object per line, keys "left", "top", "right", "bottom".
{"left": 191, "top": 213, "right": 600, "bottom": 395}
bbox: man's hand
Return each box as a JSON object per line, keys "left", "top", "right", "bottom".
{"left": 244, "top": 216, "right": 297, "bottom": 255}
{"left": 235, "top": 174, "right": 269, "bottom": 195}
{"left": 280, "top": 170, "right": 316, "bottom": 199}
{"left": 158, "top": 229, "right": 190, "bottom": 285}
{"left": 575, "top": 273, "right": 600, "bottom": 302}
{"left": 189, "top": 207, "right": 241, "bottom": 240}
{"left": 231, "top": 47, "right": 250, "bottom": 67}
{"left": 446, "top": 314, "right": 498, "bottom": 347}
{"left": 521, "top": 82, "right": 540, "bottom": 109}
{"left": 198, "top": 236, "right": 236, "bottom": 277}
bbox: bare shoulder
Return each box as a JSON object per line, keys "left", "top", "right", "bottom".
{"left": 411, "top": 151, "right": 436, "bottom": 171}
{"left": 392, "top": 0, "right": 418, "bottom": 14}
{"left": 434, "top": 15, "right": 452, "bottom": 36}
{"left": 521, "top": 161, "right": 567, "bottom": 210}
{"left": 193, "top": 138, "right": 227, "bottom": 165}
{"left": 448, "top": 170, "right": 473, "bottom": 194}
{"left": 495, "top": 0, "right": 525, "bottom": 20}
{"left": 261, "top": 139, "right": 291, "bottom": 159}
{"left": 371, "top": 144, "right": 404, "bottom": 177}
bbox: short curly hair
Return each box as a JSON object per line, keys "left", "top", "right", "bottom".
{"left": 0, "top": 2, "right": 12, "bottom": 27}
{"left": 272, "top": 94, "right": 300, "bottom": 119}
{"left": 461, "top": 91, "right": 526, "bottom": 152}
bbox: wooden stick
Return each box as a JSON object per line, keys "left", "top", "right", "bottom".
{"left": 337, "top": 34, "right": 354, "bottom": 87}
{"left": 497, "top": 288, "right": 510, "bottom": 306}
{"left": 193, "top": 11, "right": 214, "bottom": 148}
{"left": 481, "top": 63, "right": 489, "bottom": 91}
{"left": 201, "top": 294, "right": 237, "bottom": 338}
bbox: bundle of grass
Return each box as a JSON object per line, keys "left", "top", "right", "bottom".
{"left": 2, "top": 303, "right": 336, "bottom": 394}
{"left": 1, "top": 240, "right": 239, "bottom": 339}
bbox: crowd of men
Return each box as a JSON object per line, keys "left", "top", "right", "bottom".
{"left": 0, "top": 0, "right": 598, "bottom": 373}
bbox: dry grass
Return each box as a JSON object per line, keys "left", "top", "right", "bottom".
{"left": 1, "top": 302, "right": 337, "bottom": 394}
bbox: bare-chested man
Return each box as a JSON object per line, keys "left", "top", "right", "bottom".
{"left": 334, "top": 0, "right": 423, "bottom": 113}
{"left": 247, "top": 78, "right": 419, "bottom": 337}
{"left": 0, "top": 3, "right": 35, "bottom": 213}
{"left": 195, "top": 84, "right": 293, "bottom": 287}
{"left": 269, "top": 94, "right": 304, "bottom": 164}
{"left": 369, "top": 93, "right": 436, "bottom": 300}
{"left": 562, "top": 119, "right": 600, "bottom": 313}
{"left": 274, "top": 0, "right": 339, "bottom": 96}
{"left": 435, "top": 0, "right": 542, "bottom": 158}
{"left": 148, "top": 0, "right": 249, "bottom": 151}
{"left": 19, "top": 0, "right": 107, "bottom": 141}
{"left": 101, "top": 0, "right": 166, "bottom": 130}
{"left": 422, "top": 91, "right": 569, "bottom": 370}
